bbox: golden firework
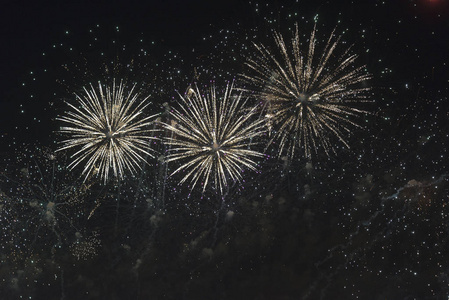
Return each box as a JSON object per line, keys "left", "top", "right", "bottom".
{"left": 58, "top": 80, "right": 157, "bottom": 182}
{"left": 242, "top": 24, "right": 371, "bottom": 159}
{"left": 162, "top": 83, "right": 265, "bottom": 194}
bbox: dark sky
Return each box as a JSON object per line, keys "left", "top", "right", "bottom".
{"left": 0, "top": 0, "right": 250, "bottom": 149}
{"left": 0, "top": 0, "right": 448, "bottom": 150}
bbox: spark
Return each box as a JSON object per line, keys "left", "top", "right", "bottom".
{"left": 162, "top": 82, "right": 265, "bottom": 194}
{"left": 57, "top": 80, "right": 158, "bottom": 182}
{"left": 241, "top": 24, "right": 371, "bottom": 159}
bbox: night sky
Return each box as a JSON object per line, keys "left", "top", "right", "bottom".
{"left": 1, "top": 0, "right": 449, "bottom": 299}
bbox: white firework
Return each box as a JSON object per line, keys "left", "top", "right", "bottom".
{"left": 242, "top": 24, "right": 371, "bottom": 159}
{"left": 57, "top": 80, "right": 157, "bottom": 182}
{"left": 162, "top": 83, "right": 266, "bottom": 194}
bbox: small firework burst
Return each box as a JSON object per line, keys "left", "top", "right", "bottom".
{"left": 241, "top": 24, "right": 371, "bottom": 159}
{"left": 57, "top": 80, "right": 158, "bottom": 182}
{"left": 0, "top": 147, "right": 93, "bottom": 257}
{"left": 70, "top": 231, "right": 101, "bottom": 261}
{"left": 162, "top": 83, "right": 265, "bottom": 194}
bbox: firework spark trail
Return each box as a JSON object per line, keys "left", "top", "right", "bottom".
{"left": 303, "top": 173, "right": 448, "bottom": 299}
{"left": 158, "top": 104, "right": 173, "bottom": 209}
{"left": 241, "top": 24, "right": 371, "bottom": 159}
{"left": 316, "top": 173, "right": 448, "bottom": 267}
{"left": 57, "top": 80, "right": 158, "bottom": 183}
{"left": 162, "top": 82, "right": 266, "bottom": 194}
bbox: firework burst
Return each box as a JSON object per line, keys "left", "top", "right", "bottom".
{"left": 57, "top": 80, "right": 157, "bottom": 182}
{"left": 241, "top": 24, "right": 371, "bottom": 159}
{"left": 162, "top": 83, "right": 265, "bottom": 194}
{"left": 0, "top": 147, "right": 94, "bottom": 258}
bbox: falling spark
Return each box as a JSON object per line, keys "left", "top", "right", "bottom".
{"left": 242, "top": 24, "right": 371, "bottom": 159}
{"left": 57, "top": 80, "right": 157, "bottom": 182}
{"left": 162, "top": 82, "right": 265, "bottom": 194}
